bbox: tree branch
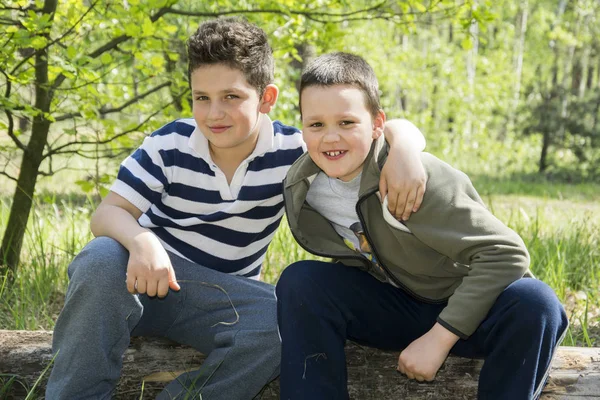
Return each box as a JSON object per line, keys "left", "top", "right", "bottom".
{"left": 10, "top": 0, "right": 99, "bottom": 76}
{"left": 50, "top": 5, "right": 173, "bottom": 93}
{"left": 159, "top": 1, "right": 456, "bottom": 22}
{"left": 4, "top": 110, "right": 27, "bottom": 152}
{"left": 54, "top": 81, "right": 171, "bottom": 122}
{"left": 43, "top": 100, "right": 174, "bottom": 159}
{"left": 0, "top": 68, "right": 27, "bottom": 151}
{"left": 53, "top": 58, "right": 140, "bottom": 91}
{"left": 0, "top": 170, "right": 17, "bottom": 182}
{"left": 44, "top": 147, "right": 133, "bottom": 160}
{"left": 0, "top": 17, "right": 21, "bottom": 25}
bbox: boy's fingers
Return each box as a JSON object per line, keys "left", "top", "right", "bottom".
{"left": 388, "top": 194, "right": 400, "bottom": 219}
{"left": 402, "top": 191, "right": 416, "bottom": 221}
{"left": 397, "top": 355, "right": 406, "bottom": 374}
{"left": 126, "top": 274, "right": 137, "bottom": 294}
{"left": 157, "top": 278, "right": 170, "bottom": 298}
{"left": 168, "top": 265, "right": 181, "bottom": 291}
{"left": 136, "top": 278, "right": 147, "bottom": 295}
{"left": 394, "top": 194, "right": 407, "bottom": 220}
{"left": 412, "top": 183, "right": 425, "bottom": 212}
{"left": 145, "top": 280, "right": 158, "bottom": 297}
{"left": 378, "top": 178, "right": 388, "bottom": 203}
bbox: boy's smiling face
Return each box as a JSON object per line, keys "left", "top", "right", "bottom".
{"left": 191, "top": 64, "right": 277, "bottom": 159}
{"left": 301, "top": 84, "right": 385, "bottom": 182}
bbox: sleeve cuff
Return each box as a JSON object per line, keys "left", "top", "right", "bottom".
{"left": 436, "top": 316, "right": 469, "bottom": 340}
{"left": 110, "top": 180, "right": 152, "bottom": 213}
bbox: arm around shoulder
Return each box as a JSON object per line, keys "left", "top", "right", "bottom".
{"left": 380, "top": 118, "right": 428, "bottom": 220}
{"left": 384, "top": 119, "right": 426, "bottom": 151}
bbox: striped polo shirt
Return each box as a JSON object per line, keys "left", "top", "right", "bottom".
{"left": 110, "top": 115, "right": 305, "bottom": 279}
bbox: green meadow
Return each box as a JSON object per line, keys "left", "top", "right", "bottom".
{"left": 1, "top": 161, "right": 599, "bottom": 347}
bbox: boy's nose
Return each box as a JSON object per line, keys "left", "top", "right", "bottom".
{"left": 323, "top": 129, "right": 341, "bottom": 143}
{"left": 207, "top": 102, "right": 225, "bottom": 120}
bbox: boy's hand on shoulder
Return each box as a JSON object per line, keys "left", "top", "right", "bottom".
{"left": 397, "top": 323, "right": 459, "bottom": 382}
{"left": 380, "top": 144, "right": 426, "bottom": 222}
{"left": 126, "top": 231, "right": 181, "bottom": 298}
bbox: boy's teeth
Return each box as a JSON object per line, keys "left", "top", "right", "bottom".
{"left": 326, "top": 151, "right": 343, "bottom": 156}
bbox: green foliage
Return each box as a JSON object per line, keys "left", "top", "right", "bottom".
{"left": 1, "top": 189, "right": 598, "bottom": 347}
{"left": 1, "top": 0, "right": 599, "bottom": 350}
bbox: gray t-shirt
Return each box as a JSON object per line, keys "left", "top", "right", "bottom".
{"left": 306, "top": 172, "right": 362, "bottom": 250}
{"left": 306, "top": 172, "right": 397, "bottom": 286}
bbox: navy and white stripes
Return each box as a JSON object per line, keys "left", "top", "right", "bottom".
{"left": 111, "top": 116, "right": 305, "bottom": 279}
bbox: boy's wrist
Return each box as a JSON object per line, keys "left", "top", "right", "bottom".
{"left": 430, "top": 322, "right": 460, "bottom": 349}
{"left": 127, "top": 229, "right": 156, "bottom": 253}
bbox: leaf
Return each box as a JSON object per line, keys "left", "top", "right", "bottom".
{"left": 75, "top": 179, "right": 94, "bottom": 193}
{"left": 100, "top": 52, "right": 113, "bottom": 65}
{"left": 150, "top": 55, "right": 164, "bottom": 68}
{"left": 461, "top": 37, "right": 473, "bottom": 50}
{"left": 414, "top": 3, "right": 427, "bottom": 13}
{"left": 67, "top": 46, "right": 77, "bottom": 59}
{"left": 29, "top": 36, "right": 47, "bottom": 49}
{"left": 125, "top": 23, "right": 141, "bottom": 37}
{"left": 142, "top": 17, "right": 155, "bottom": 37}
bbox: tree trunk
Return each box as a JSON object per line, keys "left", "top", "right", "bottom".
{"left": 539, "top": 129, "right": 550, "bottom": 172}
{"left": 506, "top": 0, "right": 529, "bottom": 139}
{"left": 0, "top": 0, "right": 57, "bottom": 273}
{"left": 465, "top": 2, "right": 479, "bottom": 138}
{"left": 1, "top": 331, "right": 599, "bottom": 400}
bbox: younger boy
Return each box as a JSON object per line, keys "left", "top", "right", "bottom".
{"left": 46, "top": 19, "right": 426, "bottom": 400}
{"left": 277, "top": 52, "right": 568, "bottom": 400}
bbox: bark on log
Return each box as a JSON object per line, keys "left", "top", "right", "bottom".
{"left": 1, "top": 330, "right": 599, "bottom": 399}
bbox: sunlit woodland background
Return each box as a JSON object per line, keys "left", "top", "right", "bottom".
{"left": 1, "top": 0, "right": 598, "bottom": 348}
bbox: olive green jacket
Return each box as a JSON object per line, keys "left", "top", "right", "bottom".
{"left": 282, "top": 137, "right": 530, "bottom": 338}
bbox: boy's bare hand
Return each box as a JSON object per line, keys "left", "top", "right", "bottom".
{"left": 126, "top": 231, "right": 180, "bottom": 298}
{"left": 397, "top": 323, "right": 459, "bottom": 382}
{"left": 379, "top": 147, "right": 426, "bottom": 222}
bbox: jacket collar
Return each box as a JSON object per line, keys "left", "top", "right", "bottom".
{"left": 284, "top": 134, "right": 389, "bottom": 198}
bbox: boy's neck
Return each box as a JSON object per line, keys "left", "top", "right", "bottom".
{"left": 209, "top": 130, "right": 260, "bottom": 184}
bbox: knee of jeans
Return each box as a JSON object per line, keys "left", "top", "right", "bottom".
{"left": 510, "top": 279, "right": 567, "bottom": 332}
{"left": 68, "top": 237, "right": 129, "bottom": 290}
{"left": 276, "top": 261, "right": 322, "bottom": 301}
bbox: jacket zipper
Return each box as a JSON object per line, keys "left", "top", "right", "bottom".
{"left": 283, "top": 185, "right": 374, "bottom": 270}
{"left": 356, "top": 189, "right": 447, "bottom": 305}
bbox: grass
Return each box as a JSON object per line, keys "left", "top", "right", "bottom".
{"left": 0, "top": 160, "right": 598, "bottom": 398}
{"left": 1, "top": 181, "right": 598, "bottom": 345}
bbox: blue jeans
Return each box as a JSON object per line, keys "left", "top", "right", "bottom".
{"left": 276, "top": 260, "right": 568, "bottom": 400}
{"left": 46, "top": 237, "right": 280, "bottom": 399}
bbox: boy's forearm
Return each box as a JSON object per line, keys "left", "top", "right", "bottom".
{"left": 430, "top": 322, "right": 460, "bottom": 348}
{"left": 90, "top": 204, "right": 150, "bottom": 251}
{"left": 384, "top": 119, "right": 426, "bottom": 151}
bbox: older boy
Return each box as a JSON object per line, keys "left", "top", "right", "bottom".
{"left": 46, "top": 19, "right": 426, "bottom": 400}
{"left": 277, "top": 52, "right": 568, "bottom": 400}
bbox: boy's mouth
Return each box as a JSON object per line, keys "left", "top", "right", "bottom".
{"left": 209, "top": 125, "right": 231, "bottom": 134}
{"left": 323, "top": 150, "right": 347, "bottom": 160}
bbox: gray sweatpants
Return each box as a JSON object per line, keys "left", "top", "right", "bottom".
{"left": 46, "top": 237, "right": 281, "bottom": 399}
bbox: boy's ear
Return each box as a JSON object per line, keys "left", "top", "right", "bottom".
{"left": 259, "top": 84, "right": 279, "bottom": 114}
{"left": 372, "top": 109, "right": 386, "bottom": 139}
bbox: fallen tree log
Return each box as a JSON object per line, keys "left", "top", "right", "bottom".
{"left": 0, "top": 330, "right": 599, "bottom": 399}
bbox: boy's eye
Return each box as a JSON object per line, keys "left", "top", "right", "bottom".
{"left": 340, "top": 120, "right": 354, "bottom": 126}
{"left": 225, "top": 94, "right": 239, "bottom": 99}
{"left": 195, "top": 96, "right": 209, "bottom": 101}
{"left": 309, "top": 122, "right": 323, "bottom": 128}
